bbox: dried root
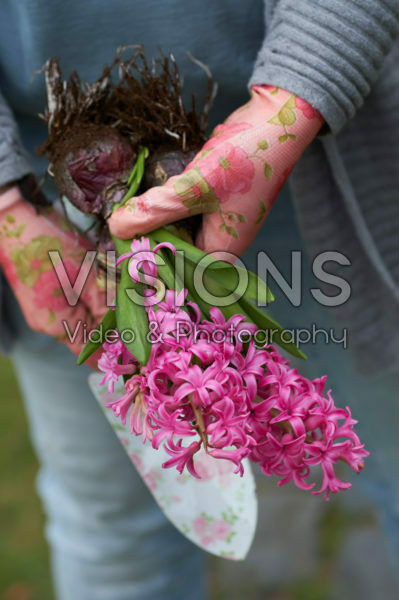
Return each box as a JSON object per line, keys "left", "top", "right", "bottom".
{"left": 37, "top": 46, "right": 215, "bottom": 166}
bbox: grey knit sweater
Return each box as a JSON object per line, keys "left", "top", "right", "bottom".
{"left": 1, "top": 0, "right": 399, "bottom": 374}
{"left": 250, "top": 0, "right": 399, "bottom": 373}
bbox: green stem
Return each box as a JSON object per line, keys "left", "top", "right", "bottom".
{"left": 112, "top": 146, "right": 149, "bottom": 213}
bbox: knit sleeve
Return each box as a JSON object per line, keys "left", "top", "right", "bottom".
{"left": 0, "top": 89, "right": 32, "bottom": 187}
{"left": 249, "top": 0, "right": 399, "bottom": 133}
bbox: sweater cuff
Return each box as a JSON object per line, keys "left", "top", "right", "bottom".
{"left": 249, "top": 0, "right": 399, "bottom": 134}
{"left": 0, "top": 90, "right": 33, "bottom": 187}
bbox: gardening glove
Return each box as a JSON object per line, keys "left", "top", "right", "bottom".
{"left": 0, "top": 183, "right": 108, "bottom": 360}
{"left": 109, "top": 85, "right": 324, "bottom": 261}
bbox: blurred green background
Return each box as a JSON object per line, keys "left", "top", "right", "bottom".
{"left": 1, "top": 354, "right": 397, "bottom": 600}
{"left": 0, "top": 356, "right": 53, "bottom": 600}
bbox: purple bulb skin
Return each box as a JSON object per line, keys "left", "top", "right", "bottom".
{"left": 143, "top": 149, "right": 196, "bottom": 189}
{"left": 52, "top": 126, "right": 135, "bottom": 216}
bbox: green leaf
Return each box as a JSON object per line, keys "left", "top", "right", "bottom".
{"left": 247, "top": 271, "right": 275, "bottom": 304}
{"left": 238, "top": 296, "right": 306, "bottom": 359}
{"left": 279, "top": 134, "right": 289, "bottom": 143}
{"left": 237, "top": 214, "right": 247, "bottom": 224}
{"left": 203, "top": 275, "right": 253, "bottom": 322}
{"left": 6, "top": 223, "right": 26, "bottom": 238}
{"left": 183, "top": 260, "right": 214, "bottom": 319}
{"left": 112, "top": 146, "right": 149, "bottom": 212}
{"left": 11, "top": 234, "right": 62, "bottom": 287}
{"left": 287, "top": 134, "right": 297, "bottom": 141}
{"left": 182, "top": 196, "right": 201, "bottom": 210}
{"left": 255, "top": 199, "right": 267, "bottom": 224}
{"left": 226, "top": 225, "right": 239, "bottom": 239}
{"left": 183, "top": 196, "right": 219, "bottom": 215}
{"left": 6, "top": 214, "right": 15, "bottom": 224}
{"left": 200, "top": 263, "right": 274, "bottom": 305}
{"left": 277, "top": 98, "right": 297, "bottom": 127}
{"left": 113, "top": 237, "right": 151, "bottom": 365}
{"left": 151, "top": 229, "right": 273, "bottom": 318}
{"left": 15, "top": 223, "right": 26, "bottom": 237}
{"left": 151, "top": 228, "right": 229, "bottom": 269}
{"left": 268, "top": 114, "right": 282, "bottom": 126}
{"left": 180, "top": 247, "right": 274, "bottom": 306}
{"left": 285, "top": 94, "right": 296, "bottom": 109}
{"left": 264, "top": 163, "right": 273, "bottom": 180}
{"left": 270, "top": 95, "right": 297, "bottom": 128}
{"left": 77, "top": 308, "right": 116, "bottom": 365}
{"left": 257, "top": 139, "right": 269, "bottom": 150}
{"left": 175, "top": 167, "right": 220, "bottom": 215}
{"left": 150, "top": 241, "right": 183, "bottom": 294}
{"left": 184, "top": 260, "right": 252, "bottom": 323}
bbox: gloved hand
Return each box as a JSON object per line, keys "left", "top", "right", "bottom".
{"left": 0, "top": 184, "right": 108, "bottom": 360}
{"left": 109, "top": 85, "right": 324, "bottom": 260}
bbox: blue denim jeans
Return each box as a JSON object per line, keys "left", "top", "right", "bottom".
{"left": 11, "top": 326, "right": 206, "bottom": 600}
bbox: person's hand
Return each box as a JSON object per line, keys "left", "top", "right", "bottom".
{"left": 109, "top": 85, "right": 324, "bottom": 261}
{"left": 0, "top": 185, "right": 108, "bottom": 361}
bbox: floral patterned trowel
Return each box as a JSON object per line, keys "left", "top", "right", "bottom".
{"left": 89, "top": 373, "right": 258, "bottom": 560}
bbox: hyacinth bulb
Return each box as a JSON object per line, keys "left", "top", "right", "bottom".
{"left": 52, "top": 124, "right": 136, "bottom": 216}
{"left": 143, "top": 148, "right": 196, "bottom": 188}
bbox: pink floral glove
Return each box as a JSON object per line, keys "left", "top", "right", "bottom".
{"left": 109, "top": 85, "right": 324, "bottom": 259}
{"left": 0, "top": 186, "right": 107, "bottom": 360}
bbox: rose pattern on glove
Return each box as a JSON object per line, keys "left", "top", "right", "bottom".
{"left": 0, "top": 194, "right": 107, "bottom": 357}
{"left": 10, "top": 234, "right": 63, "bottom": 287}
{"left": 201, "top": 143, "right": 255, "bottom": 198}
{"left": 33, "top": 259, "right": 79, "bottom": 317}
{"left": 109, "top": 85, "right": 323, "bottom": 256}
